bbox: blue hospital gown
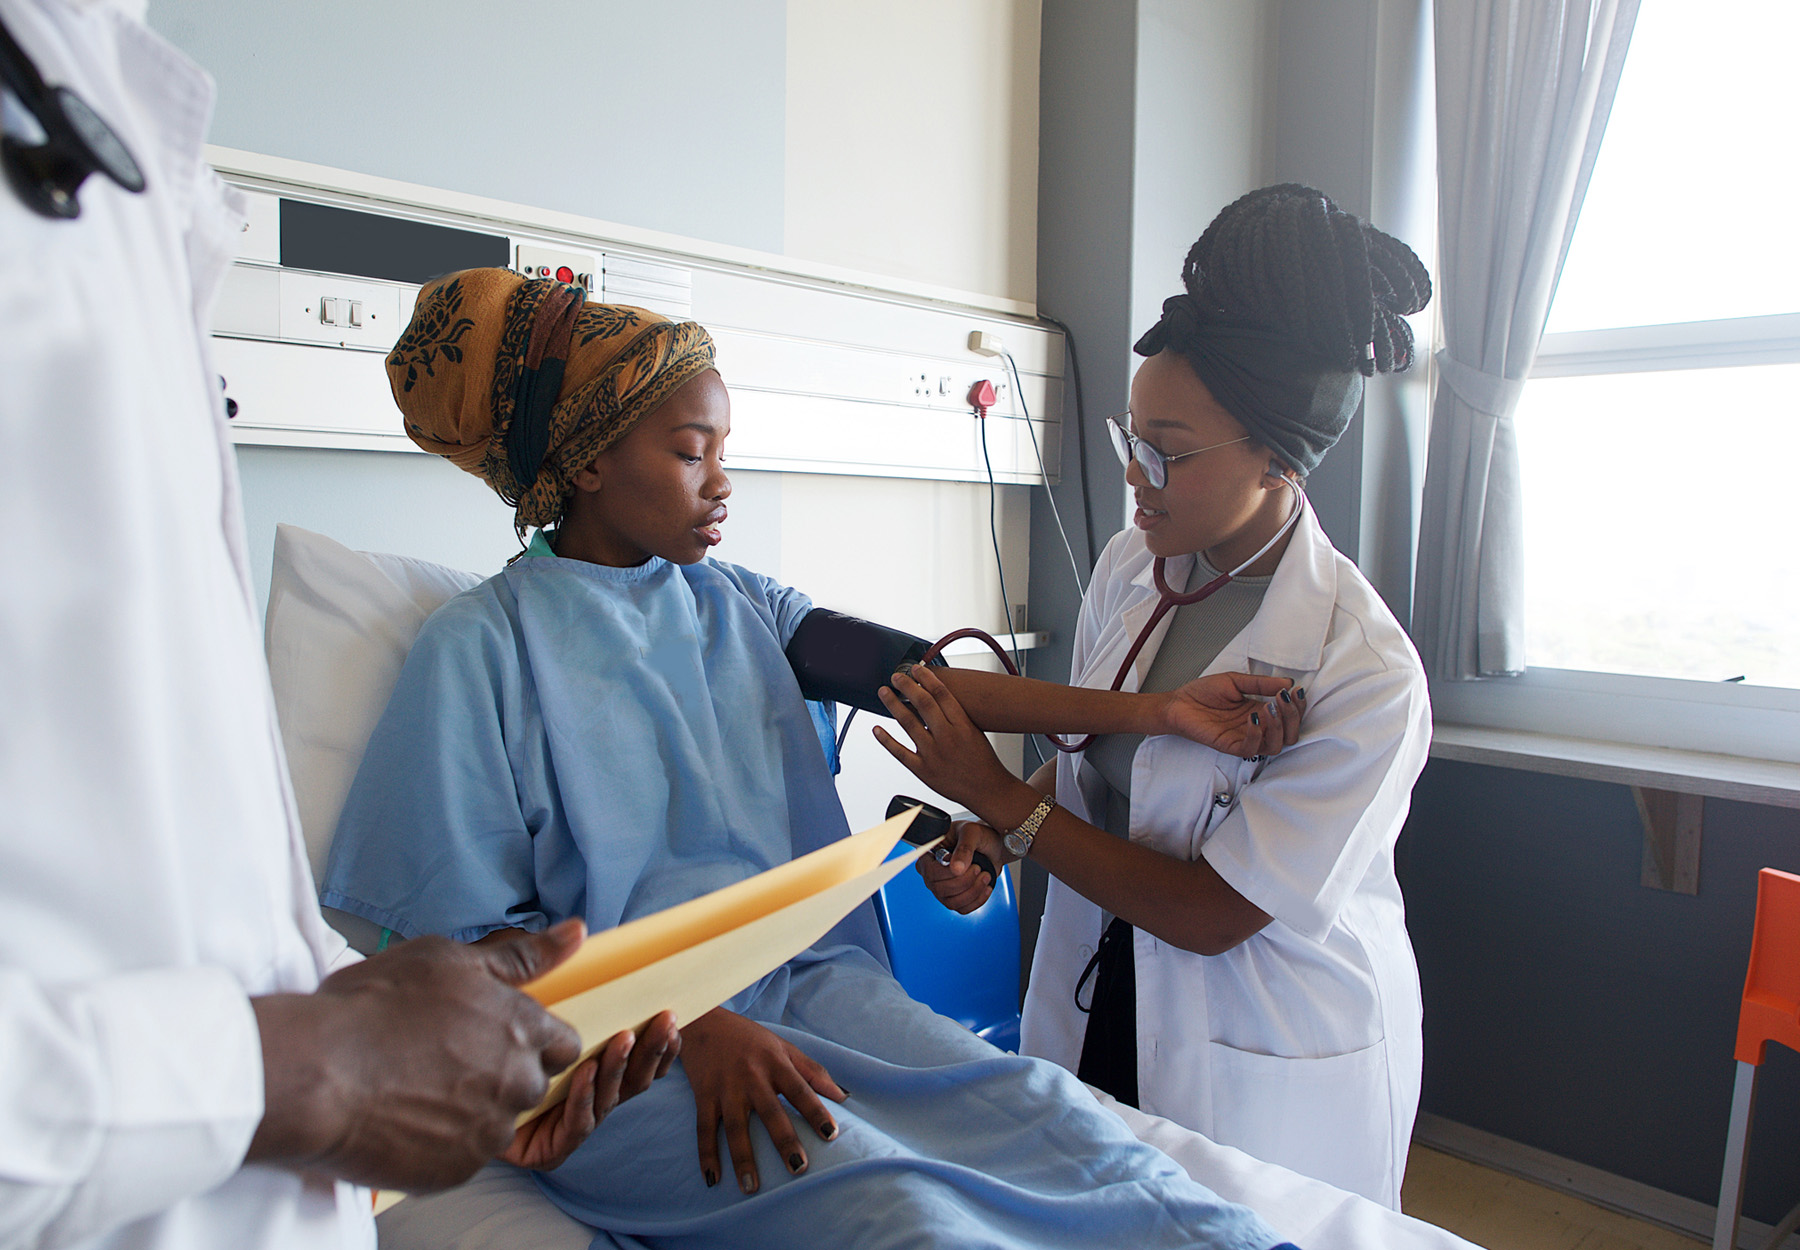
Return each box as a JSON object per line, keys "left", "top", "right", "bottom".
{"left": 321, "top": 542, "right": 1290, "bottom": 1250}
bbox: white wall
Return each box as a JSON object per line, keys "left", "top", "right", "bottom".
{"left": 150, "top": 0, "right": 1049, "bottom": 614}
{"left": 153, "top": 1, "right": 1046, "bottom": 833}
{"left": 783, "top": 0, "right": 1041, "bottom": 306}
{"left": 771, "top": 473, "right": 1030, "bottom": 831}
{"left": 150, "top": 0, "right": 789, "bottom": 252}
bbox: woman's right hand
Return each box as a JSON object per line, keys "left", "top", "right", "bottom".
{"left": 917, "top": 819, "right": 1009, "bottom": 914}
{"left": 679, "top": 1007, "right": 847, "bottom": 1195}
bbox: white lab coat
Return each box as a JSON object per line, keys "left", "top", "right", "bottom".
{"left": 1020, "top": 504, "right": 1430, "bottom": 1209}
{"left": 0, "top": 1, "right": 371, "bottom": 1247}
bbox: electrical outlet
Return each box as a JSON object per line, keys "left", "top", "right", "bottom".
{"left": 516, "top": 244, "right": 597, "bottom": 290}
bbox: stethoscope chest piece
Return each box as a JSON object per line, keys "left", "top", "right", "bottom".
{"left": 2, "top": 19, "right": 146, "bottom": 220}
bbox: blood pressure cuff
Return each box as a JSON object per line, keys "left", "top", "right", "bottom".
{"left": 785, "top": 609, "right": 943, "bottom": 716}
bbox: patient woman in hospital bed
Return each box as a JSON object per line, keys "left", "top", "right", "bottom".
{"left": 321, "top": 268, "right": 1315, "bottom": 1250}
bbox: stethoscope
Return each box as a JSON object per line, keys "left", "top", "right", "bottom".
{"left": 1, "top": 12, "right": 144, "bottom": 219}
{"left": 921, "top": 476, "right": 1307, "bottom": 753}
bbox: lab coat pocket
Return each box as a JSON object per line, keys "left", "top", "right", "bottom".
{"left": 1205, "top": 1036, "right": 1393, "bottom": 1205}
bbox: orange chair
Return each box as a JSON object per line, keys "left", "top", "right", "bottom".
{"left": 1713, "top": 867, "right": 1800, "bottom": 1250}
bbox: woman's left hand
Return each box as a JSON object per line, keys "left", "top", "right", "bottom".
{"left": 874, "top": 665, "right": 1014, "bottom": 812}
{"left": 1162, "top": 673, "right": 1306, "bottom": 758}
{"left": 680, "top": 1008, "right": 845, "bottom": 1195}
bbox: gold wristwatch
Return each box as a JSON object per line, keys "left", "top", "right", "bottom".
{"left": 1002, "top": 793, "right": 1057, "bottom": 859}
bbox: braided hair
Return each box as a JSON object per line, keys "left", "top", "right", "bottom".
{"left": 1181, "top": 183, "right": 1431, "bottom": 377}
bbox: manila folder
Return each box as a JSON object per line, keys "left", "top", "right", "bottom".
{"left": 517, "top": 809, "right": 934, "bottom": 1122}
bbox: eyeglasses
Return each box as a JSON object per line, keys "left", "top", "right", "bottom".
{"left": 1, "top": 16, "right": 145, "bottom": 220}
{"left": 1106, "top": 414, "right": 1248, "bottom": 490}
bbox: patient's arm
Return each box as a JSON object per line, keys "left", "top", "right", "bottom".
{"left": 679, "top": 1007, "right": 846, "bottom": 1195}
{"left": 932, "top": 666, "right": 1302, "bottom": 757}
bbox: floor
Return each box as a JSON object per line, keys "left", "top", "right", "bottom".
{"left": 1401, "top": 1146, "right": 1707, "bottom": 1250}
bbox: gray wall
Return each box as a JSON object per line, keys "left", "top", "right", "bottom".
{"left": 1025, "top": 0, "right": 1143, "bottom": 980}
{"left": 1256, "top": 0, "right": 1438, "bottom": 614}
{"left": 1402, "top": 761, "right": 1800, "bottom": 1223}
{"left": 1260, "top": 0, "right": 1376, "bottom": 558}
{"left": 150, "top": 0, "right": 787, "bottom": 252}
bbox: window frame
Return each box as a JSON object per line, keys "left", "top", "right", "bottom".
{"left": 1434, "top": 311, "right": 1800, "bottom": 767}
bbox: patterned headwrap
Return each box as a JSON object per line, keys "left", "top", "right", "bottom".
{"left": 386, "top": 268, "right": 716, "bottom": 535}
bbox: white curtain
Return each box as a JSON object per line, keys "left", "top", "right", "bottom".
{"left": 1411, "top": 0, "right": 1639, "bottom": 680}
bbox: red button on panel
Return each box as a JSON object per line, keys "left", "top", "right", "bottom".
{"left": 555, "top": 266, "right": 574, "bottom": 284}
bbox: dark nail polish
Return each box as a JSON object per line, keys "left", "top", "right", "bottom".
{"left": 1295, "top": 687, "right": 1306, "bottom": 699}
{"left": 788, "top": 1152, "right": 805, "bottom": 1172}
{"left": 837, "top": 1087, "right": 850, "bottom": 1099}
{"left": 1250, "top": 712, "right": 1260, "bottom": 726}
{"left": 740, "top": 1172, "right": 758, "bottom": 1194}
{"left": 704, "top": 1169, "right": 718, "bottom": 1188}
{"left": 1279, "top": 689, "right": 1291, "bottom": 703}
{"left": 822, "top": 1121, "right": 839, "bottom": 1140}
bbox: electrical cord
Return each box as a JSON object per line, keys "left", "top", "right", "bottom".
{"left": 1003, "top": 349, "right": 1086, "bottom": 598}
{"left": 976, "top": 407, "right": 1045, "bottom": 771}
{"left": 976, "top": 410, "right": 1026, "bottom": 677}
{"left": 836, "top": 324, "right": 1095, "bottom": 776}
{"left": 1035, "top": 313, "right": 1098, "bottom": 574}
{"left": 831, "top": 395, "right": 1029, "bottom": 768}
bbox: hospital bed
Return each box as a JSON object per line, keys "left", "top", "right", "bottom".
{"left": 265, "top": 524, "right": 1476, "bottom": 1250}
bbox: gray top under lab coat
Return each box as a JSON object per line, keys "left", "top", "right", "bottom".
{"left": 1085, "top": 552, "right": 1271, "bottom": 838}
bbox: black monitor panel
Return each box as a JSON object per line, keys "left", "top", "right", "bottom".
{"left": 279, "top": 199, "right": 509, "bottom": 285}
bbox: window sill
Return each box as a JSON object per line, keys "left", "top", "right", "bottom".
{"left": 1430, "top": 723, "right": 1800, "bottom": 810}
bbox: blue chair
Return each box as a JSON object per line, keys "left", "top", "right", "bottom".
{"left": 873, "top": 842, "right": 1021, "bottom": 1053}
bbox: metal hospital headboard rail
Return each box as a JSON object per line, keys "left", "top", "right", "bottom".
{"left": 206, "top": 147, "right": 1065, "bottom": 488}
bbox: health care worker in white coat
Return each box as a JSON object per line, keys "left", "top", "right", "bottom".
{"left": 881, "top": 184, "right": 1434, "bottom": 1207}
{"left": 0, "top": 4, "right": 677, "bottom": 1247}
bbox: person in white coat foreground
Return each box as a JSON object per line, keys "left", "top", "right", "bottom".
{"left": 878, "top": 184, "right": 1434, "bottom": 1208}
{"left": 0, "top": 3, "right": 675, "bottom": 1247}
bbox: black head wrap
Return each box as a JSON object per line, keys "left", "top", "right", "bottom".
{"left": 1133, "top": 298, "right": 1362, "bottom": 477}
{"left": 1135, "top": 183, "right": 1432, "bottom": 475}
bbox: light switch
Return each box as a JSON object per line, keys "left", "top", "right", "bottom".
{"left": 278, "top": 273, "right": 399, "bottom": 351}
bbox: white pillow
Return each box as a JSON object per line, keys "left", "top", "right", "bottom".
{"left": 264, "top": 523, "right": 483, "bottom": 882}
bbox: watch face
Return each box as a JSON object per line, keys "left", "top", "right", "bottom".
{"left": 1004, "top": 830, "right": 1030, "bottom": 858}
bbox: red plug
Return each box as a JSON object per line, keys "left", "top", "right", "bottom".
{"left": 967, "top": 378, "right": 998, "bottom": 417}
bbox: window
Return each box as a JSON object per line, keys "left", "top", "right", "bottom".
{"left": 1514, "top": 1, "right": 1800, "bottom": 691}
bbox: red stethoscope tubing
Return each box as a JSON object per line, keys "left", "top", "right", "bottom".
{"left": 919, "top": 482, "right": 1306, "bottom": 753}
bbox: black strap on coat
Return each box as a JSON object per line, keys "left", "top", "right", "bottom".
{"left": 1075, "top": 916, "right": 1139, "bottom": 1108}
